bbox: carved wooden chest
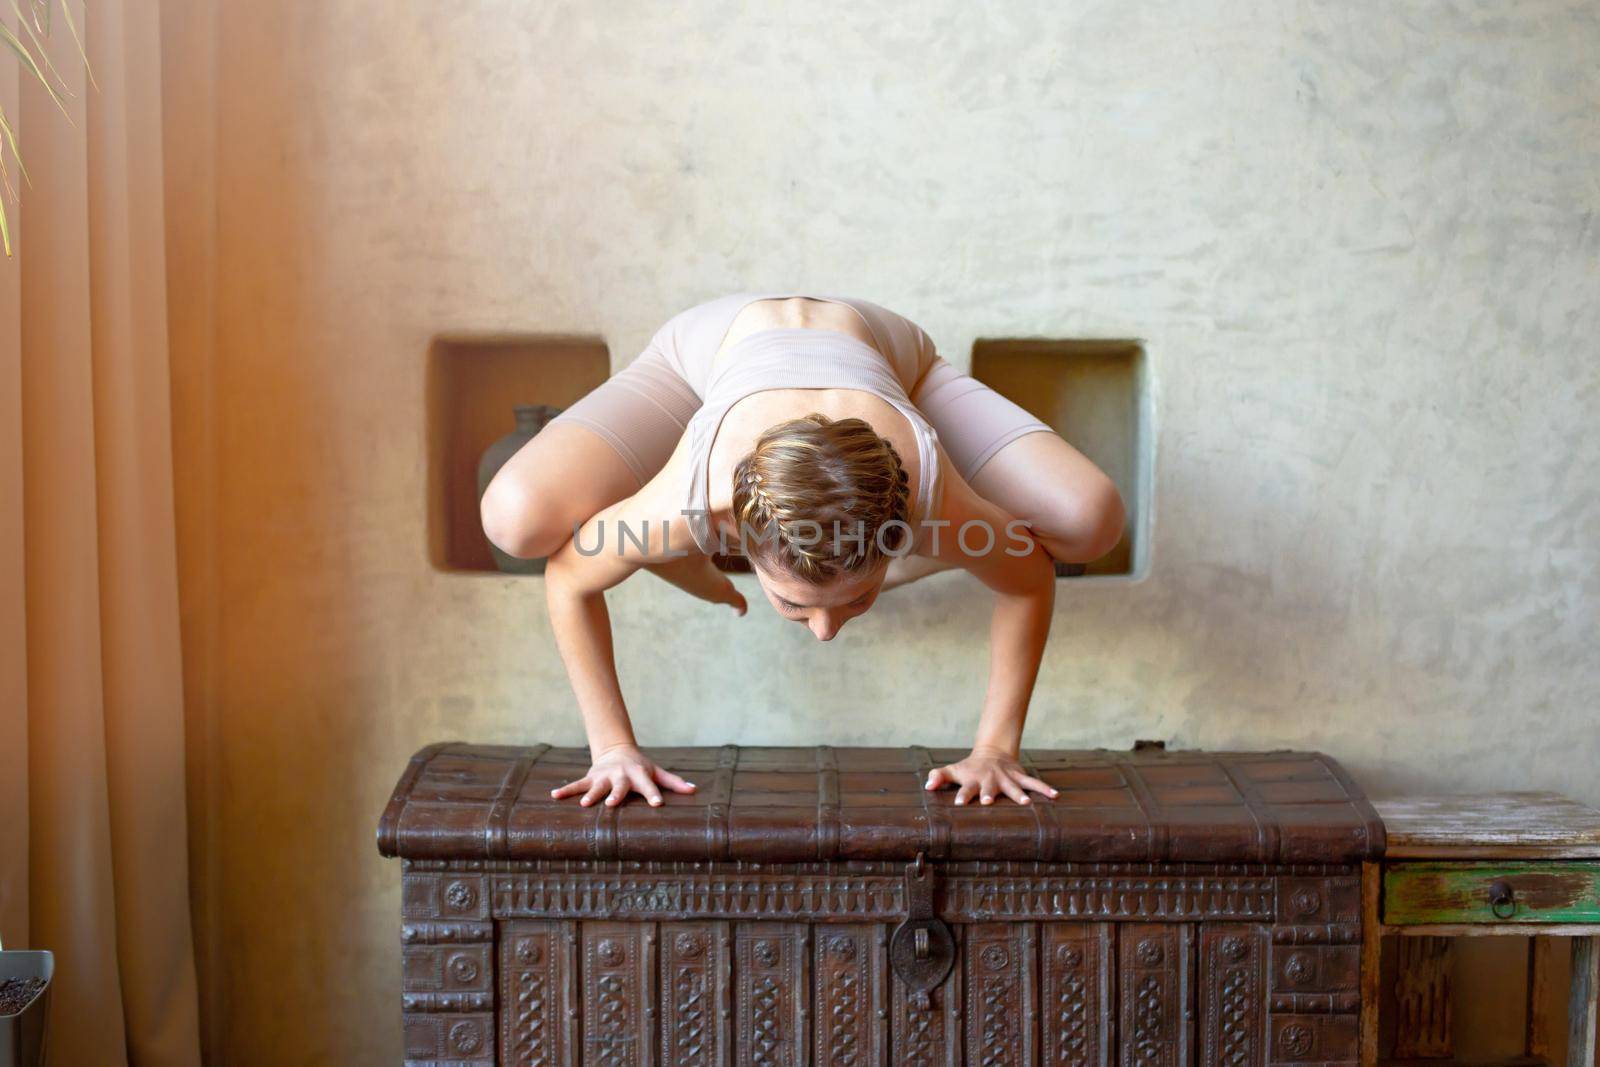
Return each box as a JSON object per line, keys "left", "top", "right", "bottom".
{"left": 377, "top": 744, "right": 1383, "bottom": 1066}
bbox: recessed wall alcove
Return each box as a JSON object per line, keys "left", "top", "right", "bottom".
{"left": 427, "top": 334, "right": 610, "bottom": 573}
{"left": 970, "top": 338, "right": 1151, "bottom": 579}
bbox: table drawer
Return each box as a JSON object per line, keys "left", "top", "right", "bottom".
{"left": 1384, "top": 861, "right": 1600, "bottom": 925}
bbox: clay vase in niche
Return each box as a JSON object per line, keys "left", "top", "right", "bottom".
{"left": 478, "top": 404, "right": 563, "bottom": 574}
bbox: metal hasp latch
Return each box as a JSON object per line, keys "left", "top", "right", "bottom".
{"left": 889, "top": 852, "right": 956, "bottom": 1009}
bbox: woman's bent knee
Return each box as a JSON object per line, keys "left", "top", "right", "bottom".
{"left": 480, "top": 475, "right": 571, "bottom": 560}
{"left": 1036, "top": 476, "right": 1126, "bottom": 564}
{"left": 480, "top": 420, "right": 649, "bottom": 560}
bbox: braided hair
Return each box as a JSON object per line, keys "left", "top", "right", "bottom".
{"left": 730, "top": 413, "right": 913, "bottom": 584}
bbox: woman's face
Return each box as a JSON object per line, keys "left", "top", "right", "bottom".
{"left": 752, "top": 559, "right": 888, "bottom": 642}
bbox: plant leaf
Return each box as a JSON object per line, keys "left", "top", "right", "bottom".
{"left": 0, "top": 192, "right": 12, "bottom": 257}
{"left": 1, "top": 20, "right": 71, "bottom": 120}
{"left": 56, "top": 0, "right": 93, "bottom": 92}
{"left": 0, "top": 133, "right": 16, "bottom": 205}
{"left": 0, "top": 150, "right": 15, "bottom": 206}
{"left": 0, "top": 102, "right": 30, "bottom": 188}
{"left": 9, "top": 0, "right": 75, "bottom": 102}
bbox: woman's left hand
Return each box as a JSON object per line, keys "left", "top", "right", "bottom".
{"left": 925, "top": 747, "right": 1059, "bottom": 806}
{"left": 644, "top": 553, "right": 747, "bottom": 615}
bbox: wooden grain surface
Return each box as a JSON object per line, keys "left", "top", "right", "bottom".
{"left": 1526, "top": 936, "right": 1553, "bottom": 1061}
{"left": 1375, "top": 794, "right": 1600, "bottom": 859}
{"left": 386, "top": 745, "right": 1377, "bottom": 1066}
{"left": 379, "top": 743, "right": 1387, "bottom": 865}
{"left": 1393, "top": 937, "right": 1452, "bottom": 1058}
{"left": 1569, "top": 937, "right": 1597, "bottom": 1067}
{"left": 1361, "top": 862, "right": 1384, "bottom": 1067}
{"left": 1383, "top": 862, "right": 1600, "bottom": 926}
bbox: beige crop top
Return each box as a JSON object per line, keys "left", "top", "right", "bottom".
{"left": 680, "top": 312, "right": 944, "bottom": 558}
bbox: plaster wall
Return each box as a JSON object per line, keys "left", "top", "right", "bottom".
{"left": 160, "top": 2, "right": 1599, "bottom": 1062}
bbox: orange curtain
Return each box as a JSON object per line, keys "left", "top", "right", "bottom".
{"left": 0, "top": 2, "right": 202, "bottom": 1063}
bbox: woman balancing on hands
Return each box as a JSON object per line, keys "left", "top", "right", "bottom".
{"left": 481, "top": 293, "right": 1125, "bottom": 808}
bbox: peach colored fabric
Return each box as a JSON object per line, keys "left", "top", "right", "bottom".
{"left": 0, "top": 3, "right": 202, "bottom": 1064}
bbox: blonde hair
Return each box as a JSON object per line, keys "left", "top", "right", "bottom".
{"left": 731, "top": 413, "right": 912, "bottom": 584}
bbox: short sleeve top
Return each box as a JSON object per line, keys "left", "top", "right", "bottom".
{"left": 666, "top": 293, "right": 946, "bottom": 558}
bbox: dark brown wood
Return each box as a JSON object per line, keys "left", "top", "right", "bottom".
{"left": 659, "top": 921, "right": 732, "bottom": 1067}
{"left": 582, "top": 921, "right": 655, "bottom": 1066}
{"left": 400, "top": 910, "right": 496, "bottom": 1064}
{"left": 812, "top": 924, "right": 889, "bottom": 1066}
{"left": 1271, "top": 1011, "right": 1359, "bottom": 1062}
{"left": 1269, "top": 940, "right": 1360, "bottom": 1009}
{"left": 1042, "top": 923, "right": 1114, "bottom": 1067}
{"left": 1393, "top": 937, "right": 1452, "bottom": 1060}
{"left": 1121, "top": 923, "right": 1194, "bottom": 1067}
{"left": 1201, "top": 924, "right": 1268, "bottom": 1067}
{"left": 965, "top": 923, "right": 1038, "bottom": 1066}
{"left": 1570, "top": 937, "right": 1597, "bottom": 1067}
{"left": 483, "top": 858, "right": 1288, "bottom": 924}
{"left": 1364, "top": 861, "right": 1385, "bottom": 1067}
{"left": 377, "top": 744, "right": 1386, "bottom": 865}
{"left": 736, "top": 923, "right": 808, "bottom": 1065}
{"left": 380, "top": 743, "right": 1379, "bottom": 1067}
{"left": 1525, "top": 936, "right": 1553, "bottom": 1063}
{"left": 498, "top": 919, "right": 578, "bottom": 1066}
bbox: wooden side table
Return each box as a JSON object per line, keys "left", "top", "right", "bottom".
{"left": 1363, "top": 793, "right": 1600, "bottom": 1067}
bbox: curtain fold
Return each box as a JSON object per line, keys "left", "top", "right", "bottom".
{"left": 0, "top": 2, "right": 202, "bottom": 1063}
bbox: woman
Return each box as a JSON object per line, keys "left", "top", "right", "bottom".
{"left": 481, "top": 292, "right": 1125, "bottom": 809}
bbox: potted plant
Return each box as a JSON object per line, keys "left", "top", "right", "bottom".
{"left": 0, "top": 932, "right": 52, "bottom": 1067}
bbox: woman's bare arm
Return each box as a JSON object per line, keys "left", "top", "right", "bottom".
{"left": 543, "top": 435, "right": 736, "bottom": 805}
{"left": 641, "top": 553, "right": 747, "bottom": 613}
{"left": 919, "top": 445, "right": 1060, "bottom": 805}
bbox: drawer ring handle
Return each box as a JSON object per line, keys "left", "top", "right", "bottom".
{"left": 1487, "top": 880, "right": 1517, "bottom": 919}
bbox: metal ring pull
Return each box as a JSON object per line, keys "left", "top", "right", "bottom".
{"left": 1487, "top": 879, "right": 1516, "bottom": 919}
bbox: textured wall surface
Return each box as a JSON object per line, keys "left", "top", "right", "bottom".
{"left": 163, "top": 2, "right": 1599, "bottom": 1062}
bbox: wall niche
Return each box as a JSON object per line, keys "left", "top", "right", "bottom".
{"left": 970, "top": 338, "right": 1150, "bottom": 579}
{"left": 427, "top": 334, "right": 610, "bottom": 573}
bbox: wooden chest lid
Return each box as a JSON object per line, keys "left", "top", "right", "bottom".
{"left": 377, "top": 743, "right": 1384, "bottom": 865}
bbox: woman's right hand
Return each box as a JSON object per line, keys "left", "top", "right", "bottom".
{"left": 550, "top": 743, "right": 698, "bottom": 808}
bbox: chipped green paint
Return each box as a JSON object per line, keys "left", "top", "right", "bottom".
{"left": 1384, "top": 862, "right": 1600, "bottom": 925}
